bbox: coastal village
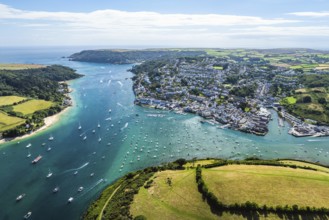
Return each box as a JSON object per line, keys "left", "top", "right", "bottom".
{"left": 132, "top": 56, "right": 329, "bottom": 137}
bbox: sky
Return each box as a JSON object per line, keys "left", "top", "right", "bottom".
{"left": 0, "top": 0, "right": 329, "bottom": 48}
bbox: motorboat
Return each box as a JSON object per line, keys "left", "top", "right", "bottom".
{"left": 53, "top": 187, "right": 59, "bottom": 193}
{"left": 78, "top": 186, "right": 84, "bottom": 192}
{"left": 26, "top": 143, "right": 31, "bottom": 148}
{"left": 68, "top": 197, "right": 74, "bottom": 203}
{"left": 16, "top": 193, "right": 25, "bottom": 201}
{"left": 46, "top": 169, "right": 53, "bottom": 178}
{"left": 24, "top": 211, "right": 32, "bottom": 219}
{"left": 49, "top": 135, "right": 54, "bottom": 141}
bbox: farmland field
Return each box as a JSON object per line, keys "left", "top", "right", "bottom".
{"left": 0, "top": 111, "right": 25, "bottom": 132}
{"left": 13, "top": 99, "right": 53, "bottom": 115}
{"left": 0, "top": 96, "right": 26, "bottom": 106}
{"left": 202, "top": 165, "right": 329, "bottom": 208}
{"left": 0, "top": 63, "right": 44, "bottom": 70}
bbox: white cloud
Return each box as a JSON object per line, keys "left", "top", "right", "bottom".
{"left": 0, "top": 3, "right": 298, "bottom": 29}
{"left": 0, "top": 3, "right": 328, "bottom": 48}
{"left": 289, "top": 11, "right": 329, "bottom": 17}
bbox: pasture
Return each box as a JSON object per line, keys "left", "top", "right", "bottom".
{"left": 13, "top": 100, "right": 53, "bottom": 115}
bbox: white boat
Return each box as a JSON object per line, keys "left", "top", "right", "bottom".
{"left": 98, "top": 137, "right": 102, "bottom": 142}
{"left": 78, "top": 186, "right": 84, "bottom": 192}
{"left": 47, "top": 147, "right": 52, "bottom": 152}
{"left": 27, "top": 150, "right": 31, "bottom": 158}
{"left": 53, "top": 186, "right": 59, "bottom": 193}
{"left": 92, "top": 129, "right": 96, "bottom": 133}
{"left": 24, "top": 211, "right": 32, "bottom": 219}
{"left": 68, "top": 197, "right": 74, "bottom": 203}
{"left": 46, "top": 169, "right": 53, "bottom": 178}
{"left": 26, "top": 143, "right": 32, "bottom": 148}
{"left": 90, "top": 173, "right": 94, "bottom": 177}
{"left": 16, "top": 193, "right": 25, "bottom": 201}
{"left": 83, "top": 136, "right": 87, "bottom": 140}
{"left": 78, "top": 122, "right": 82, "bottom": 130}
{"left": 97, "top": 122, "right": 101, "bottom": 128}
{"left": 49, "top": 135, "right": 54, "bottom": 141}
{"left": 108, "top": 109, "right": 112, "bottom": 113}
{"left": 74, "top": 171, "right": 78, "bottom": 175}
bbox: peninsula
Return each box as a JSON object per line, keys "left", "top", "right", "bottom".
{"left": 70, "top": 48, "right": 329, "bottom": 137}
{"left": 0, "top": 64, "right": 83, "bottom": 141}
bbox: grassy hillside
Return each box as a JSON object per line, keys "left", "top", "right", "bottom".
{"left": 0, "top": 96, "right": 27, "bottom": 106}
{"left": 0, "top": 111, "right": 25, "bottom": 132}
{"left": 131, "top": 170, "right": 217, "bottom": 220}
{"left": 85, "top": 159, "right": 329, "bottom": 220}
{"left": 0, "top": 63, "right": 44, "bottom": 70}
{"left": 12, "top": 99, "right": 53, "bottom": 115}
{"left": 203, "top": 165, "right": 329, "bottom": 208}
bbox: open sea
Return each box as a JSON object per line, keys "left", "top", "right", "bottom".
{"left": 0, "top": 47, "right": 328, "bottom": 220}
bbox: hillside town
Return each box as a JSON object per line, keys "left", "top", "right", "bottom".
{"left": 131, "top": 56, "right": 329, "bottom": 136}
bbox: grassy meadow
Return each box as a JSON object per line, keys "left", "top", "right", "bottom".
{"left": 0, "top": 111, "right": 25, "bottom": 132}
{"left": 12, "top": 99, "right": 53, "bottom": 115}
{"left": 0, "top": 63, "right": 44, "bottom": 70}
{"left": 202, "top": 164, "right": 329, "bottom": 208}
{"left": 130, "top": 169, "right": 218, "bottom": 220}
{"left": 0, "top": 96, "right": 26, "bottom": 106}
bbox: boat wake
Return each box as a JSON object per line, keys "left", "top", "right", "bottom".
{"left": 307, "top": 139, "right": 327, "bottom": 142}
{"left": 121, "top": 122, "right": 129, "bottom": 131}
{"left": 62, "top": 162, "right": 89, "bottom": 174}
{"left": 76, "top": 178, "right": 105, "bottom": 198}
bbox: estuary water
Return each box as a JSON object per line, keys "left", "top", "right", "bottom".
{"left": 0, "top": 47, "right": 328, "bottom": 220}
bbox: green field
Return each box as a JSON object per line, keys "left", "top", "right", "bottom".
{"left": 0, "top": 96, "right": 26, "bottom": 106}
{"left": 202, "top": 165, "right": 329, "bottom": 208}
{"left": 0, "top": 63, "right": 44, "bottom": 70}
{"left": 0, "top": 111, "right": 25, "bottom": 132}
{"left": 13, "top": 100, "right": 53, "bottom": 115}
{"left": 213, "top": 66, "right": 223, "bottom": 70}
{"left": 130, "top": 169, "right": 217, "bottom": 220}
{"left": 280, "top": 96, "right": 297, "bottom": 105}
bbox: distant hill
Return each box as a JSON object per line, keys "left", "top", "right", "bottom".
{"left": 68, "top": 49, "right": 206, "bottom": 64}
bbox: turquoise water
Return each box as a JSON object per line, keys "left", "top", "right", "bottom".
{"left": 0, "top": 47, "right": 328, "bottom": 220}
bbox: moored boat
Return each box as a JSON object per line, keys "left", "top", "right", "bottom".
{"left": 24, "top": 211, "right": 32, "bottom": 219}
{"left": 16, "top": 193, "right": 25, "bottom": 201}
{"left": 32, "top": 155, "right": 42, "bottom": 164}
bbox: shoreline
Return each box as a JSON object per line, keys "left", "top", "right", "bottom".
{"left": 0, "top": 105, "right": 72, "bottom": 145}
{"left": 0, "top": 84, "right": 76, "bottom": 145}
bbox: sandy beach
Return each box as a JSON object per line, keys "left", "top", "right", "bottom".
{"left": 0, "top": 106, "right": 72, "bottom": 144}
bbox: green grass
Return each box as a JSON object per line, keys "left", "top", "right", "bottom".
{"left": 0, "top": 96, "right": 26, "bottom": 106}
{"left": 130, "top": 169, "right": 218, "bottom": 220}
{"left": 0, "top": 63, "right": 44, "bottom": 70}
{"left": 203, "top": 165, "right": 329, "bottom": 208}
{"left": 184, "top": 159, "right": 219, "bottom": 168}
{"left": 280, "top": 96, "right": 297, "bottom": 105}
{"left": 0, "top": 111, "right": 25, "bottom": 132}
{"left": 213, "top": 66, "right": 223, "bottom": 70}
{"left": 12, "top": 100, "right": 53, "bottom": 115}
{"left": 280, "top": 160, "right": 329, "bottom": 174}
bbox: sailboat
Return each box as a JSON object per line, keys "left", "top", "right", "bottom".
{"left": 46, "top": 169, "right": 53, "bottom": 178}
{"left": 27, "top": 150, "right": 31, "bottom": 158}
{"left": 98, "top": 136, "right": 102, "bottom": 142}
{"left": 97, "top": 122, "right": 101, "bottom": 128}
{"left": 78, "top": 122, "right": 82, "bottom": 130}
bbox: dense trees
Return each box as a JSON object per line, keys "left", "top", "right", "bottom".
{"left": 0, "top": 65, "right": 82, "bottom": 102}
